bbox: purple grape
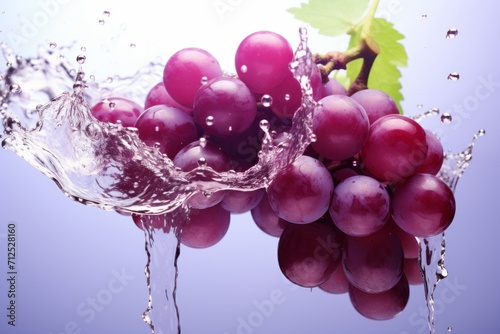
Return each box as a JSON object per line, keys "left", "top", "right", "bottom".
{"left": 220, "top": 188, "right": 265, "bottom": 214}
{"left": 251, "top": 193, "right": 287, "bottom": 237}
{"left": 180, "top": 204, "right": 231, "bottom": 249}
{"left": 144, "top": 82, "right": 192, "bottom": 113}
{"left": 90, "top": 97, "right": 143, "bottom": 127}
{"left": 319, "top": 264, "right": 350, "bottom": 294}
{"left": 414, "top": 129, "right": 444, "bottom": 175}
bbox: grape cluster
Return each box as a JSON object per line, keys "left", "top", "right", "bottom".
{"left": 90, "top": 31, "right": 456, "bottom": 321}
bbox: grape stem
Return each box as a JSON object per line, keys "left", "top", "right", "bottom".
{"left": 312, "top": 0, "right": 381, "bottom": 95}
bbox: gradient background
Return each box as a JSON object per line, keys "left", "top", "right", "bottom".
{"left": 1, "top": 0, "right": 499, "bottom": 333}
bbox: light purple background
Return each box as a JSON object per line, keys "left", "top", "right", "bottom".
{"left": 1, "top": 1, "right": 499, "bottom": 333}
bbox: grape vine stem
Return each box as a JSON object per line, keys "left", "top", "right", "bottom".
{"left": 312, "top": 0, "right": 381, "bottom": 95}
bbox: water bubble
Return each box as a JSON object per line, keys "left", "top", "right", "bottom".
{"left": 9, "top": 84, "right": 21, "bottom": 94}
{"left": 445, "top": 28, "right": 458, "bottom": 39}
{"left": 259, "top": 119, "right": 270, "bottom": 132}
{"left": 49, "top": 42, "right": 57, "bottom": 49}
{"left": 89, "top": 74, "right": 95, "bottom": 81}
{"left": 103, "top": 10, "right": 110, "bottom": 17}
{"left": 76, "top": 54, "right": 86, "bottom": 64}
{"left": 198, "top": 157, "right": 207, "bottom": 167}
{"left": 284, "top": 94, "right": 290, "bottom": 101}
{"left": 199, "top": 137, "right": 207, "bottom": 148}
{"left": 441, "top": 113, "right": 452, "bottom": 124}
{"left": 205, "top": 116, "right": 214, "bottom": 126}
{"left": 447, "top": 72, "right": 460, "bottom": 81}
{"left": 109, "top": 102, "right": 116, "bottom": 110}
{"left": 240, "top": 65, "right": 248, "bottom": 73}
{"left": 81, "top": 46, "right": 87, "bottom": 52}
{"left": 130, "top": 43, "right": 136, "bottom": 49}
{"left": 98, "top": 19, "right": 105, "bottom": 25}
{"left": 200, "top": 76, "right": 208, "bottom": 85}
{"left": 261, "top": 94, "right": 273, "bottom": 107}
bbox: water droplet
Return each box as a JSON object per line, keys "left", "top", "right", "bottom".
{"left": 106, "top": 76, "right": 113, "bottom": 83}
{"left": 133, "top": 182, "right": 139, "bottom": 189}
{"left": 261, "top": 94, "right": 273, "bottom": 107}
{"left": 447, "top": 326, "right": 453, "bottom": 332}
{"left": 89, "top": 74, "right": 95, "bottom": 81}
{"left": 441, "top": 113, "right": 452, "bottom": 124}
{"left": 240, "top": 65, "right": 248, "bottom": 73}
{"left": 49, "top": 42, "right": 57, "bottom": 49}
{"left": 259, "top": 119, "right": 270, "bottom": 132}
{"left": 445, "top": 28, "right": 458, "bottom": 39}
{"left": 205, "top": 116, "right": 214, "bottom": 126}
{"left": 200, "top": 76, "right": 208, "bottom": 85}
{"left": 130, "top": 43, "right": 136, "bottom": 49}
{"left": 284, "top": 94, "right": 290, "bottom": 101}
{"left": 153, "top": 142, "right": 161, "bottom": 150}
{"left": 81, "top": 46, "right": 87, "bottom": 52}
{"left": 198, "top": 157, "right": 207, "bottom": 167}
{"left": 228, "top": 126, "right": 233, "bottom": 132}
{"left": 421, "top": 13, "right": 428, "bottom": 18}
{"left": 447, "top": 72, "right": 460, "bottom": 81}
{"left": 103, "top": 10, "right": 110, "bottom": 17}
{"left": 417, "top": 103, "right": 423, "bottom": 109}
{"left": 310, "top": 133, "right": 317, "bottom": 142}
{"left": 76, "top": 54, "right": 86, "bottom": 64}
{"left": 98, "top": 19, "right": 105, "bottom": 25}
{"left": 199, "top": 137, "right": 207, "bottom": 148}
{"left": 6, "top": 61, "right": 12, "bottom": 67}
{"left": 9, "top": 84, "right": 21, "bottom": 94}
{"left": 154, "top": 126, "right": 160, "bottom": 132}
{"left": 109, "top": 102, "right": 116, "bottom": 110}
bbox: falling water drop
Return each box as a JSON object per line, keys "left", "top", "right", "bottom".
{"left": 261, "top": 94, "right": 273, "bottom": 107}
{"left": 447, "top": 72, "right": 460, "bottom": 81}
{"left": 259, "top": 119, "right": 270, "bottom": 132}
{"left": 49, "top": 42, "right": 57, "bottom": 49}
{"left": 9, "top": 84, "right": 21, "bottom": 94}
{"left": 98, "top": 19, "right": 105, "bottom": 25}
{"left": 441, "top": 113, "right": 452, "bottom": 124}
{"left": 447, "top": 326, "right": 453, "bottom": 332}
{"left": 445, "top": 28, "right": 458, "bottom": 39}
{"left": 106, "top": 76, "right": 113, "bottom": 83}
{"left": 76, "top": 54, "right": 86, "bottom": 64}
{"left": 130, "top": 43, "right": 137, "bottom": 49}
{"left": 108, "top": 102, "right": 116, "bottom": 110}
{"left": 284, "top": 94, "right": 291, "bottom": 101}
{"left": 81, "top": 46, "right": 87, "bottom": 52}
{"left": 205, "top": 116, "right": 214, "bottom": 126}
{"left": 198, "top": 157, "right": 207, "bottom": 167}
{"left": 199, "top": 137, "right": 207, "bottom": 148}
{"left": 310, "top": 133, "right": 317, "bottom": 142}
{"left": 103, "top": 10, "right": 110, "bottom": 17}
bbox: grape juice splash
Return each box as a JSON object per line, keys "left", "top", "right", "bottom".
{"left": 0, "top": 31, "right": 480, "bottom": 333}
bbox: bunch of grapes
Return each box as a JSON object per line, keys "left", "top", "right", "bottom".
{"left": 89, "top": 31, "right": 456, "bottom": 321}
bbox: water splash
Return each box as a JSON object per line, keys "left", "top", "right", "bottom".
{"left": 419, "top": 129, "right": 485, "bottom": 334}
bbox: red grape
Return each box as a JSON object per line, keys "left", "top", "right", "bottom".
{"left": 251, "top": 193, "right": 287, "bottom": 237}
{"left": 220, "top": 188, "right": 265, "bottom": 214}
{"left": 361, "top": 114, "right": 428, "bottom": 182}
{"left": 321, "top": 77, "right": 347, "bottom": 97}
{"left": 134, "top": 105, "right": 198, "bottom": 158}
{"left": 144, "top": 82, "right": 191, "bottom": 113}
{"left": 278, "top": 221, "right": 343, "bottom": 287}
{"left": 349, "top": 274, "right": 410, "bottom": 320}
{"left": 90, "top": 97, "right": 143, "bottom": 127}
{"left": 267, "top": 155, "right": 334, "bottom": 224}
{"left": 235, "top": 31, "right": 293, "bottom": 94}
{"left": 329, "top": 175, "right": 390, "bottom": 237}
{"left": 319, "top": 264, "right": 350, "bottom": 294}
{"left": 193, "top": 77, "right": 257, "bottom": 136}
{"left": 414, "top": 129, "right": 444, "bottom": 175}
{"left": 392, "top": 173, "right": 456, "bottom": 238}
{"left": 404, "top": 258, "right": 424, "bottom": 285}
{"left": 180, "top": 204, "right": 231, "bottom": 248}
{"left": 163, "top": 47, "right": 222, "bottom": 108}
{"left": 351, "top": 89, "right": 400, "bottom": 124}
{"left": 312, "top": 95, "right": 370, "bottom": 161}
{"left": 343, "top": 225, "right": 404, "bottom": 293}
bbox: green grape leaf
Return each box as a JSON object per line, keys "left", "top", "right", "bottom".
{"left": 287, "top": 0, "right": 371, "bottom": 37}
{"left": 346, "top": 18, "right": 407, "bottom": 112}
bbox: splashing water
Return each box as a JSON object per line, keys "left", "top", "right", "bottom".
{"left": 0, "top": 28, "right": 481, "bottom": 334}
